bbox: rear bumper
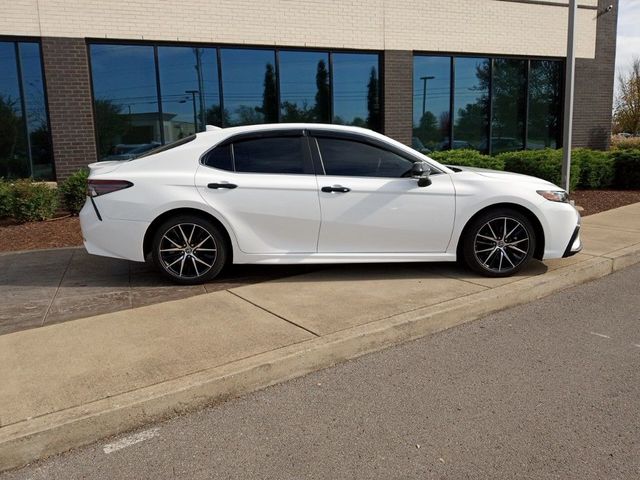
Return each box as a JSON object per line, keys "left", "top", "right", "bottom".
{"left": 79, "top": 199, "right": 149, "bottom": 262}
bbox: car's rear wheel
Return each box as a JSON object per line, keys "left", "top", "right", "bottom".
{"left": 461, "top": 208, "right": 536, "bottom": 277}
{"left": 152, "top": 215, "right": 227, "bottom": 284}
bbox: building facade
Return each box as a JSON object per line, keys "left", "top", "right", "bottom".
{"left": 0, "top": 0, "right": 618, "bottom": 181}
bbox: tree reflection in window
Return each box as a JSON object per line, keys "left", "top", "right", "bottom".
{"left": 528, "top": 60, "right": 562, "bottom": 149}
{"left": 454, "top": 57, "right": 490, "bottom": 152}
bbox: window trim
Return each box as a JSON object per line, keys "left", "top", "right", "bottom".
{"left": 200, "top": 129, "right": 315, "bottom": 175}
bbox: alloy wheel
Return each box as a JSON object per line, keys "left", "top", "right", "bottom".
{"left": 159, "top": 223, "right": 217, "bottom": 279}
{"left": 473, "top": 216, "right": 530, "bottom": 274}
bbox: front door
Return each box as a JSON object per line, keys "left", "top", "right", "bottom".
{"left": 312, "top": 135, "right": 456, "bottom": 253}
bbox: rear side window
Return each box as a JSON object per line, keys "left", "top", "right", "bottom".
{"left": 233, "top": 137, "right": 305, "bottom": 174}
{"left": 316, "top": 137, "right": 413, "bottom": 178}
{"left": 203, "top": 144, "right": 233, "bottom": 171}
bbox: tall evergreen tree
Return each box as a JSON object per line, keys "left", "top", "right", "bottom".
{"left": 261, "top": 63, "right": 278, "bottom": 123}
{"left": 315, "top": 60, "right": 330, "bottom": 122}
{"left": 366, "top": 67, "right": 381, "bottom": 131}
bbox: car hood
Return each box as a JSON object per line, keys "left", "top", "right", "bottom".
{"left": 448, "top": 165, "right": 559, "bottom": 189}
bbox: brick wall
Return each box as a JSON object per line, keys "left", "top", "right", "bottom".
{"left": 383, "top": 51, "right": 413, "bottom": 146}
{"left": 41, "top": 37, "right": 97, "bottom": 180}
{"left": 572, "top": 0, "right": 618, "bottom": 149}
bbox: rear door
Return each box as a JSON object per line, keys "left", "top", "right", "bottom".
{"left": 195, "top": 130, "right": 321, "bottom": 254}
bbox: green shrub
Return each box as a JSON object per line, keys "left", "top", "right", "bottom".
{"left": 428, "top": 149, "right": 505, "bottom": 170}
{"left": 497, "top": 149, "right": 581, "bottom": 191}
{"left": 59, "top": 168, "right": 89, "bottom": 214}
{"left": 0, "top": 179, "right": 12, "bottom": 218}
{"left": 572, "top": 148, "right": 614, "bottom": 189}
{"left": 10, "top": 179, "right": 59, "bottom": 222}
{"left": 610, "top": 149, "right": 640, "bottom": 189}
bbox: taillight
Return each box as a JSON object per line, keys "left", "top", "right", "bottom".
{"left": 88, "top": 179, "right": 133, "bottom": 197}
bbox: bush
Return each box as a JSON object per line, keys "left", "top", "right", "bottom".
{"left": 497, "top": 149, "right": 581, "bottom": 191}
{"left": 610, "top": 149, "right": 640, "bottom": 189}
{"left": 0, "top": 179, "right": 12, "bottom": 218}
{"left": 9, "top": 179, "right": 59, "bottom": 222}
{"left": 59, "top": 168, "right": 89, "bottom": 214}
{"left": 611, "top": 136, "right": 640, "bottom": 151}
{"left": 572, "top": 148, "right": 614, "bottom": 189}
{"left": 428, "top": 149, "right": 505, "bottom": 170}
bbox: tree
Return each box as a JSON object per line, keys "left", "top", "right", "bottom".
{"left": 206, "top": 104, "right": 230, "bottom": 127}
{"left": 94, "top": 99, "right": 128, "bottom": 157}
{"left": 614, "top": 57, "right": 640, "bottom": 135}
{"left": 260, "top": 63, "right": 278, "bottom": 123}
{"left": 366, "top": 67, "right": 381, "bottom": 131}
{"left": 0, "top": 94, "right": 28, "bottom": 178}
{"left": 315, "top": 60, "right": 330, "bottom": 122}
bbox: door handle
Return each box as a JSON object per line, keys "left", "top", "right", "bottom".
{"left": 207, "top": 183, "right": 237, "bottom": 189}
{"left": 321, "top": 185, "right": 351, "bottom": 193}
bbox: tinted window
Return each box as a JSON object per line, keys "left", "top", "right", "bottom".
{"left": 454, "top": 57, "right": 490, "bottom": 152}
{"left": 90, "top": 44, "right": 162, "bottom": 160}
{"left": 221, "top": 49, "right": 277, "bottom": 126}
{"left": 491, "top": 59, "right": 526, "bottom": 154}
{"left": 233, "top": 137, "right": 304, "bottom": 174}
{"left": 528, "top": 60, "right": 562, "bottom": 150}
{"left": 332, "top": 53, "right": 381, "bottom": 131}
{"left": 413, "top": 56, "right": 451, "bottom": 152}
{"left": 203, "top": 144, "right": 233, "bottom": 171}
{"left": 317, "top": 137, "right": 413, "bottom": 178}
{"left": 279, "top": 50, "right": 330, "bottom": 123}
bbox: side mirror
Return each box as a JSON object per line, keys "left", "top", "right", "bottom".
{"left": 411, "top": 161, "right": 432, "bottom": 187}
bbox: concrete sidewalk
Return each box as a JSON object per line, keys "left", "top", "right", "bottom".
{"left": 1, "top": 203, "right": 639, "bottom": 471}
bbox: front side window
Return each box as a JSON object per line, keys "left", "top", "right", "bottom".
{"left": 317, "top": 137, "right": 413, "bottom": 178}
{"left": 233, "top": 136, "right": 305, "bottom": 174}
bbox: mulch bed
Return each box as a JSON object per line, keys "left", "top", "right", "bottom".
{"left": 0, "top": 190, "right": 639, "bottom": 253}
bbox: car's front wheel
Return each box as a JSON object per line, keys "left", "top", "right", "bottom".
{"left": 152, "top": 215, "right": 227, "bottom": 284}
{"left": 461, "top": 208, "right": 536, "bottom": 277}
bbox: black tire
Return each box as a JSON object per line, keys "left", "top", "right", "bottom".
{"left": 461, "top": 208, "right": 536, "bottom": 277}
{"left": 151, "top": 214, "right": 227, "bottom": 285}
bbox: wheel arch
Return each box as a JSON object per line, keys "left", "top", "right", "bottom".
{"left": 455, "top": 203, "right": 545, "bottom": 261}
{"left": 143, "top": 207, "right": 234, "bottom": 263}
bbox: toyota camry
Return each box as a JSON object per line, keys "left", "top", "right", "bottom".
{"left": 80, "top": 124, "right": 582, "bottom": 284}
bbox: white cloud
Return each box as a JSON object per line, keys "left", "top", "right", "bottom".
{"left": 615, "top": 0, "right": 640, "bottom": 79}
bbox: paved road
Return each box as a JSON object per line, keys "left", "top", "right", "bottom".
{"left": 5, "top": 264, "right": 640, "bottom": 479}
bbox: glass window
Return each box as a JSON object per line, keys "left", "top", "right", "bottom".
{"left": 220, "top": 49, "right": 277, "bottom": 126}
{"left": 528, "top": 60, "right": 562, "bottom": 150}
{"left": 317, "top": 137, "right": 413, "bottom": 178}
{"left": 158, "top": 46, "right": 221, "bottom": 141}
{"left": 0, "top": 42, "right": 28, "bottom": 178}
{"left": 413, "top": 56, "right": 451, "bottom": 153}
{"left": 453, "top": 57, "right": 490, "bottom": 152}
{"left": 332, "top": 53, "right": 381, "bottom": 131}
{"left": 202, "top": 143, "right": 233, "bottom": 171}
{"left": 491, "top": 59, "right": 526, "bottom": 154}
{"left": 279, "top": 50, "right": 330, "bottom": 123}
{"left": 233, "top": 136, "right": 304, "bottom": 174}
{"left": 90, "top": 44, "right": 161, "bottom": 160}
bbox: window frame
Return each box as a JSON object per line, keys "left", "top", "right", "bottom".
{"left": 308, "top": 129, "right": 442, "bottom": 179}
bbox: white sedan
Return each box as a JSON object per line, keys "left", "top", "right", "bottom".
{"left": 80, "top": 124, "right": 582, "bottom": 284}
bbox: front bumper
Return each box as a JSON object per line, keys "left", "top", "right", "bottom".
{"left": 562, "top": 222, "right": 582, "bottom": 257}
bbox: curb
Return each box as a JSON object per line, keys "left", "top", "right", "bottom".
{"left": 1, "top": 249, "right": 639, "bottom": 471}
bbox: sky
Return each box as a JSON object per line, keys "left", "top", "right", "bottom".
{"left": 615, "top": 0, "right": 640, "bottom": 89}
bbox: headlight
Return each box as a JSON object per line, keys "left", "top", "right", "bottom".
{"left": 537, "top": 190, "right": 569, "bottom": 203}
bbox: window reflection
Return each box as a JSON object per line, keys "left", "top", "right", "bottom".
{"left": 454, "top": 57, "right": 490, "bottom": 152}
{"left": 332, "top": 53, "right": 381, "bottom": 131}
{"left": 491, "top": 59, "right": 526, "bottom": 154}
{"left": 528, "top": 60, "right": 562, "bottom": 150}
{"left": 0, "top": 41, "right": 52, "bottom": 179}
{"left": 158, "top": 46, "right": 221, "bottom": 141}
{"left": 221, "top": 48, "right": 277, "bottom": 126}
{"left": 413, "top": 56, "right": 451, "bottom": 152}
{"left": 90, "top": 44, "right": 161, "bottom": 160}
{"left": 279, "top": 50, "right": 330, "bottom": 123}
